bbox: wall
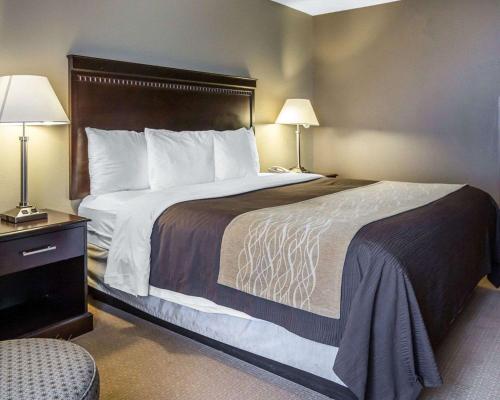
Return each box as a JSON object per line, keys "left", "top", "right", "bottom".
{"left": 313, "top": 0, "right": 500, "bottom": 201}
{"left": 0, "top": 0, "right": 313, "bottom": 212}
{"left": 2, "top": 0, "right": 498, "bottom": 211}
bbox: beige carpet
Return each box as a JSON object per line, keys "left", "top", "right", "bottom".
{"left": 75, "top": 280, "right": 500, "bottom": 400}
{"left": 420, "top": 280, "right": 500, "bottom": 400}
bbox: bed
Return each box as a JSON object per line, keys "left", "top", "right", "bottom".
{"left": 69, "top": 55, "right": 500, "bottom": 400}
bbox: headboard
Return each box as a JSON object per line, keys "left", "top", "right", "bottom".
{"left": 68, "top": 55, "right": 257, "bottom": 200}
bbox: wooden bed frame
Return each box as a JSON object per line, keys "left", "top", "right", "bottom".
{"left": 69, "top": 55, "right": 356, "bottom": 400}
{"left": 69, "top": 54, "right": 256, "bottom": 200}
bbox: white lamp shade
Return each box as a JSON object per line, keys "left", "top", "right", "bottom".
{"left": 275, "top": 99, "right": 319, "bottom": 126}
{"left": 0, "top": 75, "right": 69, "bottom": 125}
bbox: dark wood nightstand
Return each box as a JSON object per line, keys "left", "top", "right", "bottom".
{"left": 0, "top": 210, "right": 93, "bottom": 340}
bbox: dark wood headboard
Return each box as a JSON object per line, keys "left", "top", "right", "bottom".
{"left": 68, "top": 55, "right": 257, "bottom": 200}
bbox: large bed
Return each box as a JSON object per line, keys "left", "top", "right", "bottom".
{"left": 69, "top": 55, "right": 500, "bottom": 400}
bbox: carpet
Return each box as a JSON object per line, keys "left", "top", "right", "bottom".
{"left": 420, "top": 281, "right": 500, "bottom": 400}
{"left": 75, "top": 280, "right": 499, "bottom": 399}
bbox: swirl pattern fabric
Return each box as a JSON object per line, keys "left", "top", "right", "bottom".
{"left": 218, "top": 181, "right": 464, "bottom": 318}
{"left": 235, "top": 213, "right": 332, "bottom": 312}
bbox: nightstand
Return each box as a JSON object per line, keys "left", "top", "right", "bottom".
{"left": 0, "top": 210, "right": 93, "bottom": 340}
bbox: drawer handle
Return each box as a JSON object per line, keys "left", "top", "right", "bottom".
{"left": 22, "top": 245, "right": 57, "bottom": 257}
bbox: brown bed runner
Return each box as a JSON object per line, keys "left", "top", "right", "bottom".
{"left": 149, "top": 177, "right": 373, "bottom": 294}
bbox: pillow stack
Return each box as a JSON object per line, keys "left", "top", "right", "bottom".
{"left": 85, "top": 127, "right": 260, "bottom": 195}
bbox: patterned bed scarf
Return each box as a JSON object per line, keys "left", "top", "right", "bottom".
{"left": 218, "top": 181, "right": 464, "bottom": 318}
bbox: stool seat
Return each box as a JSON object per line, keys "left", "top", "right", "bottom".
{"left": 0, "top": 339, "right": 99, "bottom": 400}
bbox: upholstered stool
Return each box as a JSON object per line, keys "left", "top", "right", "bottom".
{"left": 0, "top": 339, "right": 99, "bottom": 400}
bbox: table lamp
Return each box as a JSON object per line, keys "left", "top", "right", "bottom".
{"left": 0, "top": 75, "right": 69, "bottom": 223}
{"left": 275, "top": 98, "right": 319, "bottom": 173}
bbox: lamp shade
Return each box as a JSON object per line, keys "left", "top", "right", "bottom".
{"left": 0, "top": 75, "right": 69, "bottom": 125}
{"left": 275, "top": 99, "right": 319, "bottom": 126}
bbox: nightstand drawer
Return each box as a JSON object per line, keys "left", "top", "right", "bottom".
{"left": 0, "top": 227, "right": 85, "bottom": 277}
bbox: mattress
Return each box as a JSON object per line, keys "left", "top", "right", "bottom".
{"left": 80, "top": 191, "right": 345, "bottom": 385}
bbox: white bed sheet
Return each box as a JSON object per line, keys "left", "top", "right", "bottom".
{"left": 79, "top": 189, "right": 152, "bottom": 249}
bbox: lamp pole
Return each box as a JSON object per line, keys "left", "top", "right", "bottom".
{"left": 0, "top": 122, "right": 47, "bottom": 223}
{"left": 291, "top": 124, "right": 309, "bottom": 173}
{"left": 295, "top": 124, "right": 302, "bottom": 171}
{"left": 19, "top": 122, "right": 29, "bottom": 208}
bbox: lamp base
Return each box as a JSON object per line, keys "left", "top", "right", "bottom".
{"left": 0, "top": 206, "right": 48, "bottom": 224}
{"left": 289, "top": 166, "right": 310, "bottom": 173}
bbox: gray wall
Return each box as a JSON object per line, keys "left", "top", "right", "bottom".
{"left": 0, "top": 0, "right": 313, "bottom": 212}
{"left": 312, "top": 0, "right": 500, "bottom": 201}
{"left": 1, "top": 0, "right": 498, "bottom": 211}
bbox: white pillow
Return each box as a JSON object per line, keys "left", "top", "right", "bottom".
{"left": 213, "top": 128, "right": 260, "bottom": 180}
{"left": 145, "top": 128, "right": 215, "bottom": 190}
{"left": 85, "top": 128, "right": 149, "bottom": 195}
